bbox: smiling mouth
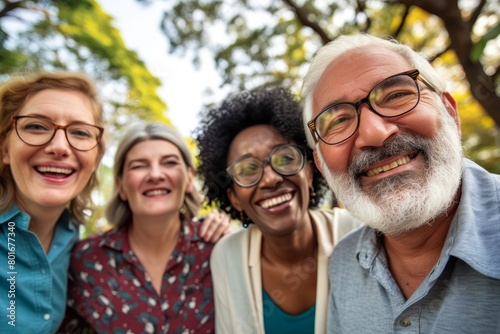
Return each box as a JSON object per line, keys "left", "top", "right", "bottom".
{"left": 36, "top": 166, "right": 74, "bottom": 176}
{"left": 365, "top": 155, "right": 414, "bottom": 176}
{"left": 260, "top": 193, "right": 292, "bottom": 209}
{"left": 144, "top": 189, "right": 169, "bottom": 196}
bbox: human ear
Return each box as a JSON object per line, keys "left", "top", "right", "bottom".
{"left": 185, "top": 168, "right": 195, "bottom": 194}
{"left": 227, "top": 187, "right": 243, "bottom": 212}
{"left": 313, "top": 150, "right": 325, "bottom": 177}
{"left": 1, "top": 135, "right": 11, "bottom": 165}
{"left": 441, "top": 92, "right": 461, "bottom": 136}
{"left": 304, "top": 160, "right": 314, "bottom": 188}
{"left": 116, "top": 177, "right": 127, "bottom": 201}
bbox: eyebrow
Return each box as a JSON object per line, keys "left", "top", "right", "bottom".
{"left": 160, "top": 154, "right": 182, "bottom": 162}
{"left": 17, "top": 113, "right": 95, "bottom": 125}
{"left": 126, "top": 154, "right": 181, "bottom": 166}
{"left": 229, "top": 142, "right": 293, "bottom": 164}
{"left": 317, "top": 89, "right": 360, "bottom": 113}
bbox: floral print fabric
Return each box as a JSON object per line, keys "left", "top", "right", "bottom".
{"left": 68, "top": 220, "right": 214, "bottom": 334}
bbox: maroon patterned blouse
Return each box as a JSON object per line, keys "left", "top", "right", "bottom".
{"left": 67, "top": 220, "right": 215, "bottom": 334}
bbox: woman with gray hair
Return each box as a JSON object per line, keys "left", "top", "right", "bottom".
{"left": 66, "top": 122, "right": 229, "bottom": 334}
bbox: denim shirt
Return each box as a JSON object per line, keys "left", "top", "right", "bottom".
{"left": 0, "top": 206, "right": 78, "bottom": 334}
{"left": 327, "top": 159, "right": 500, "bottom": 333}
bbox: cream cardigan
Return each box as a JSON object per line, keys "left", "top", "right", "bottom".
{"left": 210, "top": 208, "right": 362, "bottom": 334}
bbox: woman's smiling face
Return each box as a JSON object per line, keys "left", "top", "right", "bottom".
{"left": 227, "top": 124, "right": 313, "bottom": 236}
{"left": 1, "top": 88, "right": 100, "bottom": 214}
{"left": 117, "top": 139, "right": 194, "bottom": 221}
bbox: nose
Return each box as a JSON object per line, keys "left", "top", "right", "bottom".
{"left": 259, "top": 164, "right": 283, "bottom": 188}
{"left": 354, "top": 105, "right": 399, "bottom": 149}
{"left": 44, "top": 129, "right": 71, "bottom": 156}
{"left": 147, "top": 163, "right": 165, "bottom": 181}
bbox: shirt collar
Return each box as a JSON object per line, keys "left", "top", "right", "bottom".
{"left": 100, "top": 218, "right": 200, "bottom": 252}
{"left": 0, "top": 204, "right": 75, "bottom": 232}
{"left": 355, "top": 227, "right": 381, "bottom": 270}
{"left": 447, "top": 159, "right": 500, "bottom": 279}
{"left": 355, "top": 159, "right": 500, "bottom": 279}
{"left": 0, "top": 205, "right": 29, "bottom": 228}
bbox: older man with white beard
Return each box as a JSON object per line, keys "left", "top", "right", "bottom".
{"left": 302, "top": 33, "right": 500, "bottom": 334}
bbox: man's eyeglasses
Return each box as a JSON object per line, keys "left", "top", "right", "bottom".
{"left": 226, "top": 144, "right": 306, "bottom": 188}
{"left": 307, "top": 69, "right": 435, "bottom": 145}
{"left": 11, "top": 116, "right": 104, "bottom": 151}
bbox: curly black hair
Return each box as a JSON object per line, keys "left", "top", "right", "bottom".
{"left": 194, "top": 86, "right": 328, "bottom": 221}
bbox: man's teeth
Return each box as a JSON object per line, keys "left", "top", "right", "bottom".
{"left": 145, "top": 189, "right": 168, "bottom": 196}
{"left": 261, "top": 193, "right": 292, "bottom": 209}
{"left": 366, "top": 156, "right": 411, "bottom": 176}
{"left": 37, "top": 166, "right": 72, "bottom": 174}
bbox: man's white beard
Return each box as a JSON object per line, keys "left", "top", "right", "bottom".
{"left": 317, "top": 106, "right": 464, "bottom": 236}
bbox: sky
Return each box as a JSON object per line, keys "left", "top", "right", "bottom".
{"left": 98, "top": 0, "right": 229, "bottom": 137}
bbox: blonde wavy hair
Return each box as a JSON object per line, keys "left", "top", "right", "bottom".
{"left": 0, "top": 72, "right": 105, "bottom": 224}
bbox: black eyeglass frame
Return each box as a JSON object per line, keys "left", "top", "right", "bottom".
{"left": 226, "top": 143, "right": 306, "bottom": 188}
{"left": 11, "top": 115, "right": 104, "bottom": 151}
{"left": 307, "top": 69, "right": 435, "bottom": 145}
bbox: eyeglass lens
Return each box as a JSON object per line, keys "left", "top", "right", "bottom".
{"left": 228, "top": 145, "right": 304, "bottom": 187}
{"left": 14, "top": 116, "right": 101, "bottom": 151}
{"left": 314, "top": 71, "right": 420, "bottom": 145}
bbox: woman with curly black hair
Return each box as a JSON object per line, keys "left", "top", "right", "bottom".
{"left": 195, "top": 86, "right": 361, "bottom": 334}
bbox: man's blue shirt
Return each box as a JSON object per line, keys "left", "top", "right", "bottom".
{"left": 0, "top": 206, "right": 78, "bottom": 334}
{"left": 327, "top": 159, "right": 500, "bottom": 333}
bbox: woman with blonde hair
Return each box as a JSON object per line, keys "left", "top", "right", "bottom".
{"left": 0, "top": 72, "right": 105, "bottom": 333}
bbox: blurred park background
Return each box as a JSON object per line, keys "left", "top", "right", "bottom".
{"left": 1, "top": 0, "right": 498, "bottom": 234}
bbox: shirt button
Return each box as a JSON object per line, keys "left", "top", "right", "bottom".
{"left": 400, "top": 319, "right": 411, "bottom": 327}
{"left": 40, "top": 268, "right": 46, "bottom": 274}
{"left": 44, "top": 313, "right": 51, "bottom": 320}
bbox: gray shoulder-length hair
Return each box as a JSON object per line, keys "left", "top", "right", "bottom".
{"left": 105, "top": 122, "right": 203, "bottom": 229}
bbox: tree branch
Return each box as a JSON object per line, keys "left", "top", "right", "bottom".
{"left": 428, "top": 45, "right": 451, "bottom": 62}
{"left": 470, "top": 0, "right": 486, "bottom": 26}
{"left": 397, "top": 0, "right": 448, "bottom": 17}
{"left": 393, "top": 4, "right": 410, "bottom": 38}
{"left": 0, "top": 0, "right": 27, "bottom": 19}
{"left": 282, "top": 0, "right": 331, "bottom": 44}
{"left": 355, "top": 0, "right": 372, "bottom": 32}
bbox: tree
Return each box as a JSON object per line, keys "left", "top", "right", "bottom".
{"left": 141, "top": 0, "right": 499, "bottom": 172}
{"left": 0, "top": 0, "right": 172, "bottom": 229}
{"left": 1, "top": 0, "right": 170, "bottom": 130}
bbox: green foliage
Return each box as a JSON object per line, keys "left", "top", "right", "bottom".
{"left": 459, "top": 95, "right": 500, "bottom": 174}
{"left": 471, "top": 22, "right": 500, "bottom": 62}
{"left": 84, "top": 164, "right": 114, "bottom": 237}
{"left": 147, "top": 0, "right": 499, "bottom": 172}
{"left": 0, "top": 0, "right": 173, "bottom": 233}
{"left": 0, "top": 0, "right": 169, "bottom": 129}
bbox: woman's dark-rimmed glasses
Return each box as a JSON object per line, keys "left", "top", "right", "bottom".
{"left": 11, "top": 116, "right": 104, "bottom": 151}
{"left": 226, "top": 144, "right": 306, "bottom": 188}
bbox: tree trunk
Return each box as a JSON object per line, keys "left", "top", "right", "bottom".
{"left": 400, "top": 0, "right": 500, "bottom": 125}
